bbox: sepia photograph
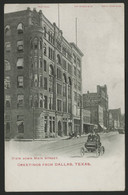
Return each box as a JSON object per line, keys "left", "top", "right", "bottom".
{"left": 4, "top": 3, "right": 125, "bottom": 191}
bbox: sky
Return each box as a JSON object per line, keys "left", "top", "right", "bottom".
{"left": 4, "top": 3, "right": 124, "bottom": 113}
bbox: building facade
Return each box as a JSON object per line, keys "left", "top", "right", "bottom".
{"left": 4, "top": 8, "right": 83, "bottom": 140}
{"left": 108, "top": 108, "right": 121, "bottom": 130}
{"left": 83, "top": 85, "right": 108, "bottom": 131}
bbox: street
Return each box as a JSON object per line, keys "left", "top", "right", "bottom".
{"left": 5, "top": 131, "right": 125, "bottom": 159}
{"left": 5, "top": 131, "right": 125, "bottom": 191}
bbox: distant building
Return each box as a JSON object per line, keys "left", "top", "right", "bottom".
{"left": 108, "top": 108, "right": 121, "bottom": 130}
{"left": 83, "top": 85, "right": 108, "bottom": 131}
{"left": 4, "top": 8, "right": 83, "bottom": 140}
{"left": 82, "top": 109, "right": 93, "bottom": 133}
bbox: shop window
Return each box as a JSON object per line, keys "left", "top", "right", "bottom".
{"left": 5, "top": 60, "right": 11, "bottom": 71}
{"left": 17, "top": 23, "right": 24, "bottom": 34}
{"left": 17, "top": 94, "right": 24, "bottom": 107}
{"left": 17, "top": 76, "right": 23, "bottom": 88}
{"left": 5, "top": 42, "right": 11, "bottom": 52}
{"left": 17, "top": 115, "right": 24, "bottom": 133}
{"left": 4, "top": 76, "right": 10, "bottom": 89}
{"left": 17, "top": 40, "right": 23, "bottom": 51}
{"left": 17, "top": 58, "right": 24, "bottom": 69}
{"left": 5, "top": 95, "right": 11, "bottom": 108}
{"left": 5, "top": 25, "right": 11, "bottom": 36}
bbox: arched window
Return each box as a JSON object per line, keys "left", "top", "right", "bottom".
{"left": 33, "top": 37, "right": 38, "bottom": 50}
{"left": 5, "top": 25, "right": 11, "bottom": 36}
{"left": 5, "top": 60, "right": 11, "bottom": 71}
{"left": 17, "top": 23, "right": 24, "bottom": 34}
{"left": 57, "top": 54, "right": 61, "bottom": 65}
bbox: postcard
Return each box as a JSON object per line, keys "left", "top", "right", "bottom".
{"left": 4, "top": 3, "right": 125, "bottom": 191}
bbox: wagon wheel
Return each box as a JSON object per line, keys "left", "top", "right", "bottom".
{"left": 80, "top": 147, "right": 85, "bottom": 157}
{"left": 100, "top": 146, "right": 105, "bottom": 156}
{"left": 96, "top": 148, "right": 100, "bottom": 157}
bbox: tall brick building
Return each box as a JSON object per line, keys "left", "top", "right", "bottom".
{"left": 83, "top": 85, "right": 108, "bottom": 131}
{"left": 4, "top": 8, "right": 83, "bottom": 139}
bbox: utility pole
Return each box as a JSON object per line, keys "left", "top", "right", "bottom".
{"left": 75, "top": 18, "right": 77, "bottom": 46}
{"left": 58, "top": 4, "right": 60, "bottom": 28}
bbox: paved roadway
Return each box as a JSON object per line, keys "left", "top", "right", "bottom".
{"left": 6, "top": 131, "right": 125, "bottom": 158}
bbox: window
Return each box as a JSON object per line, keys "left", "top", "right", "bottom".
{"left": 44, "top": 116, "right": 47, "bottom": 133}
{"left": 44, "top": 60, "right": 47, "bottom": 71}
{"left": 57, "top": 99, "right": 61, "bottom": 111}
{"left": 17, "top": 115, "right": 24, "bottom": 133}
{"left": 77, "top": 58, "right": 81, "bottom": 67}
{"left": 5, "top": 122, "right": 11, "bottom": 134}
{"left": 78, "top": 82, "right": 81, "bottom": 91}
{"left": 5, "top": 25, "right": 11, "bottom": 36}
{"left": 68, "top": 102, "right": 71, "bottom": 113}
{"left": 17, "top": 40, "right": 23, "bottom": 51}
{"left": 44, "top": 96, "right": 47, "bottom": 109}
{"left": 49, "top": 96, "right": 53, "bottom": 110}
{"left": 68, "top": 77, "right": 72, "bottom": 99}
{"left": 17, "top": 94, "right": 24, "bottom": 107}
{"left": 67, "top": 51, "right": 72, "bottom": 61}
{"left": 63, "top": 74, "right": 67, "bottom": 96}
{"left": 63, "top": 100, "right": 67, "bottom": 112}
{"left": 34, "top": 37, "right": 38, "bottom": 50}
{"left": 34, "top": 74, "right": 38, "bottom": 87}
{"left": 73, "top": 54, "right": 76, "bottom": 64}
{"left": 43, "top": 43, "right": 47, "bottom": 55}
{"left": 34, "top": 94, "right": 38, "bottom": 107}
{"left": 74, "top": 66, "right": 76, "bottom": 76}
{"left": 57, "top": 68, "right": 61, "bottom": 80}
{"left": 5, "top": 42, "right": 11, "bottom": 52}
{"left": 49, "top": 65, "right": 54, "bottom": 92}
{"left": 44, "top": 77, "right": 47, "bottom": 90}
{"left": 39, "top": 58, "right": 42, "bottom": 68}
{"left": 56, "top": 41, "right": 61, "bottom": 51}
{"left": 62, "top": 47, "right": 66, "bottom": 57}
{"left": 57, "top": 54, "right": 61, "bottom": 65}
{"left": 17, "top": 76, "right": 23, "bottom": 88}
{"left": 77, "top": 69, "right": 81, "bottom": 78}
{"left": 68, "top": 63, "right": 72, "bottom": 74}
{"left": 74, "top": 79, "right": 77, "bottom": 89}
{"left": 74, "top": 91, "right": 77, "bottom": 101}
{"left": 39, "top": 93, "right": 43, "bottom": 107}
{"left": 5, "top": 60, "right": 11, "bottom": 71}
{"left": 57, "top": 83, "right": 62, "bottom": 95}
{"left": 17, "top": 58, "right": 24, "bottom": 69}
{"left": 5, "top": 95, "right": 11, "bottom": 108}
{"left": 48, "top": 47, "right": 54, "bottom": 60}
{"left": 62, "top": 58, "right": 66, "bottom": 70}
{"left": 39, "top": 75, "right": 43, "bottom": 87}
{"left": 39, "top": 38, "right": 42, "bottom": 50}
{"left": 4, "top": 77, "right": 10, "bottom": 89}
{"left": 29, "top": 95, "right": 33, "bottom": 107}
{"left": 43, "top": 27, "right": 46, "bottom": 38}
{"left": 17, "top": 23, "right": 23, "bottom": 34}
{"left": 34, "top": 58, "right": 38, "bottom": 68}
